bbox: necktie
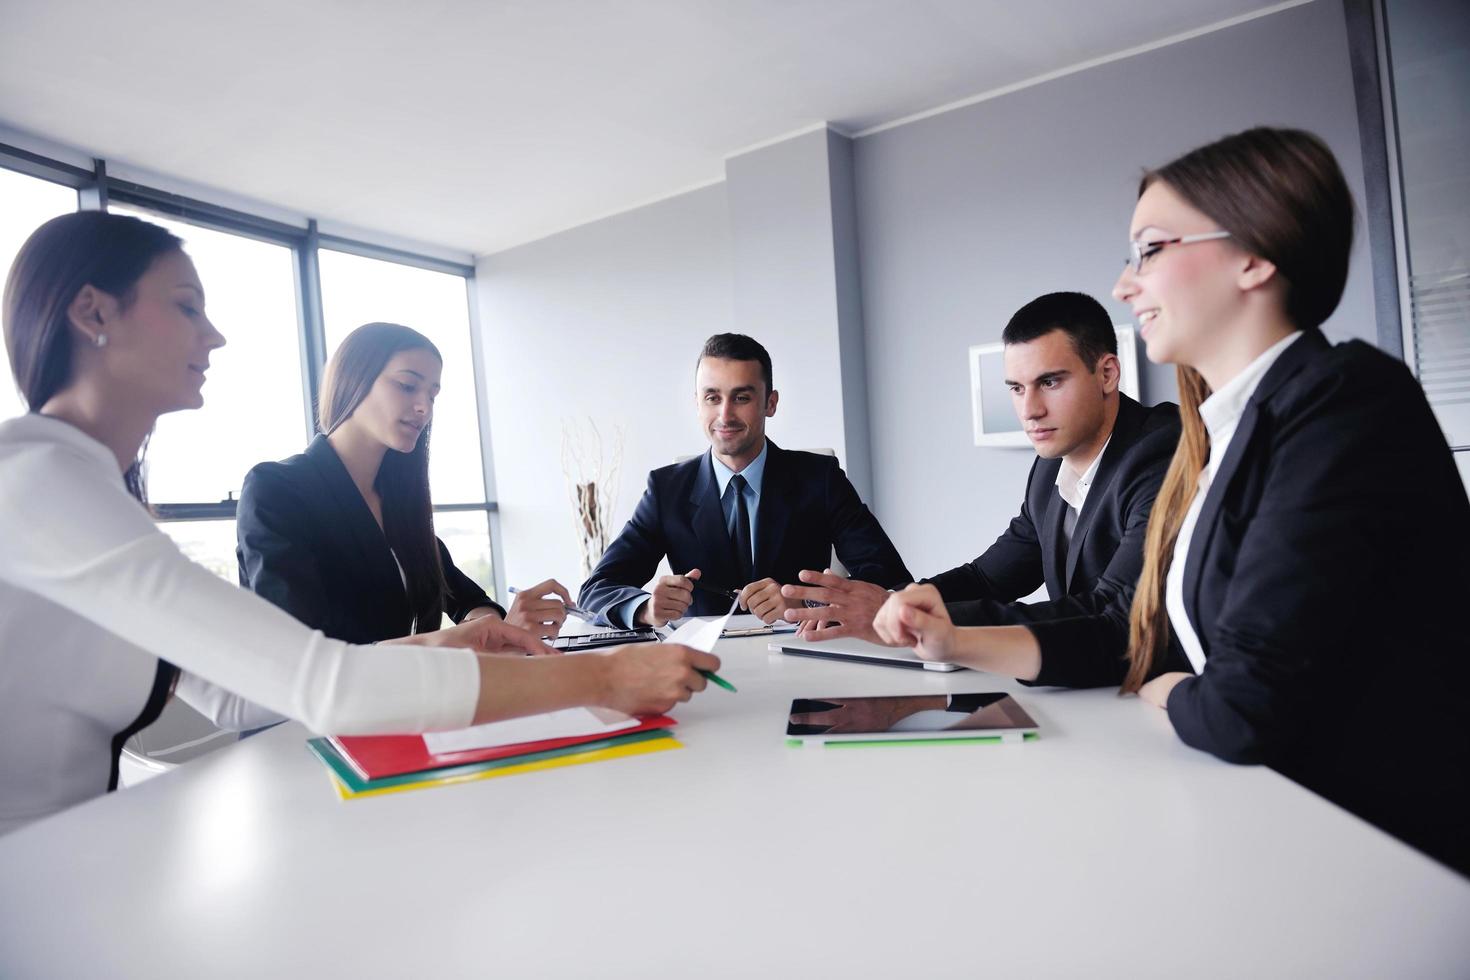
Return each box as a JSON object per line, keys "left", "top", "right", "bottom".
{"left": 730, "top": 474, "right": 754, "bottom": 585}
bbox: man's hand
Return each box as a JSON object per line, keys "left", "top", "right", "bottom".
{"left": 780, "top": 569, "right": 889, "bottom": 642}
{"left": 738, "top": 577, "right": 797, "bottom": 624}
{"left": 636, "top": 568, "right": 701, "bottom": 627}
{"left": 504, "top": 578, "right": 572, "bottom": 639}
{"left": 872, "top": 584, "right": 957, "bottom": 662}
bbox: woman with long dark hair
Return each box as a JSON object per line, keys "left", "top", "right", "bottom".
{"left": 237, "top": 322, "right": 570, "bottom": 644}
{"left": 871, "top": 128, "right": 1470, "bottom": 873}
{"left": 0, "top": 211, "right": 717, "bottom": 834}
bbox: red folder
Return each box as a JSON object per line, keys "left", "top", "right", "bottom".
{"left": 330, "top": 715, "right": 677, "bottom": 781}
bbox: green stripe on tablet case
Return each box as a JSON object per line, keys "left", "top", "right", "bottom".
{"left": 785, "top": 733, "right": 1039, "bottom": 748}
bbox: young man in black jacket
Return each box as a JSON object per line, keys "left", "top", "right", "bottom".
{"left": 579, "top": 333, "right": 911, "bottom": 628}
{"left": 785, "top": 292, "right": 1179, "bottom": 645}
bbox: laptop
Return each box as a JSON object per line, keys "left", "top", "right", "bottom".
{"left": 769, "top": 636, "right": 965, "bottom": 672}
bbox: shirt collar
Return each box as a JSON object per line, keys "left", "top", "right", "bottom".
{"left": 1199, "top": 331, "right": 1304, "bottom": 442}
{"left": 2, "top": 413, "right": 118, "bottom": 473}
{"left": 710, "top": 439, "right": 768, "bottom": 498}
{"left": 1055, "top": 433, "right": 1111, "bottom": 511}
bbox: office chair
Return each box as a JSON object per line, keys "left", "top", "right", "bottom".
{"left": 119, "top": 698, "right": 239, "bottom": 787}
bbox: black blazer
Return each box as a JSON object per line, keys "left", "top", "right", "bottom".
{"left": 236, "top": 435, "right": 504, "bottom": 645}
{"left": 926, "top": 394, "right": 1179, "bottom": 639}
{"left": 579, "top": 440, "right": 911, "bottom": 626}
{"left": 1036, "top": 330, "right": 1470, "bottom": 874}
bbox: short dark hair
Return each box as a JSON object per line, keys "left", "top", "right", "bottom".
{"left": 698, "top": 333, "right": 773, "bottom": 394}
{"left": 1001, "top": 292, "right": 1117, "bottom": 369}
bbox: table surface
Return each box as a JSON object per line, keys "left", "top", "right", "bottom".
{"left": 3, "top": 629, "right": 1468, "bottom": 979}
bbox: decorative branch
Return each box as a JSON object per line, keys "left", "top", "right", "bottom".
{"left": 561, "top": 418, "right": 624, "bottom": 579}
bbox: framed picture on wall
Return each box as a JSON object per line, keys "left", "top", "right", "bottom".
{"left": 969, "top": 325, "right": 1139, "bottom": 448}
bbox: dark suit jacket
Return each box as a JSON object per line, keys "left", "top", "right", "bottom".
{"left": 925, "top": 395, "right": 1179, "bottom": 652}
{"left": 236, "top": 435, "right": 504, "bottom": 645}
{"left": 1034, "top": 330, "right": 1470, "bottom": 874}
{"left": 579, "top": 440, "right": 911, "bottom": 626}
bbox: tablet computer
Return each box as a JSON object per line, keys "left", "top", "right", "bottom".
{"left": 786, "top": 692, "right": 1038, "bottom": 745}
{"left": 770, "top": 636, "right": 964, "bottom": 671}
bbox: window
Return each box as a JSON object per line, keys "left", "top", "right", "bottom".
{"left": 108, "top": 205, "right": 308, "bottom": 507}
{"left": 0, "top": 146, "right": 498, "bottom": 596}
{"left": 318, "top": 250, "right": 488, "bottom": 504}
{"left": 157, "top": 519, "right": 240, "bottom": 582}
{"left": 1382, "top": 0, "right": 1470, "bottom": 449}
{"left": 319, "top": 248, "right": 495, "bottom": 592}
{"left": 0, "top": 169, "right": 78, "bottom": 421}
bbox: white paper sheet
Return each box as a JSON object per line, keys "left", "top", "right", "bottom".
{"left": 663, "top": 598, "right": 741, "bottom": 652}
{"left": 422, "top": 707, "right": 638, "bottom": 755}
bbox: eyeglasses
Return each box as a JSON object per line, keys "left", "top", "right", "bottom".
{"left": 1125, "top": 230, "right": 1231, "bottom": 274}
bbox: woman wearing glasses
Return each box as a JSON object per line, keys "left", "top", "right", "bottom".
{"left": 236, "top": 322, "right": 573, "bottom": 647}
{"left": 873, "top": 128, "right": 1470, "bottom": 874}
{"left": 0, "top": 212, "right": 717, "bottom": 835}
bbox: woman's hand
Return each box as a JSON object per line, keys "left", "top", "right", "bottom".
{"left": 597, "top": 643, "right": 720, "bottom": 716}
{"left": 873, "top": 584, "right": 956, "bottom": 661}
{"left": 387, "top": 616, "right": 556, "bottom": 657}
{"left": 1138, "top": 672, "right": 1190, "bottom": 709}
{"left": 504, "top": 578, "right": 572, "bottom": 639}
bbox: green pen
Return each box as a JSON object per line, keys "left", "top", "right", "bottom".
{"left": 699, "top": 669, "right": 737, "bottom": 693}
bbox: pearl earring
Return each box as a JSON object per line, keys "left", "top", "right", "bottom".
{"left": 94, "top": 333, "right": 108, "bottom": 348}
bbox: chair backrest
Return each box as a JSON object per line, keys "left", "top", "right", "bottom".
{"left": 119, "top": 698, "right": 238, "bottom": 787}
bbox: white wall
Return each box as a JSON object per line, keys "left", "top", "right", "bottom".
{"left": 853, "top": 0, "right": 1377, "bottom": 576}
{"left": 476, "top": 0, "right": 1395, "bottom": 589}
{"left": 477, "top": 182, "right": 855, "bottom": 591}
{"left": 476, "top": 184, "right": 734, "bottom": 589}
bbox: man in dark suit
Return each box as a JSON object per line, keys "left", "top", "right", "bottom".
{"left": 579, "top": 333, "right": 911, "bottom": 628}
{"left": 784, "top": 292, "right": 1179, "bottom": 647}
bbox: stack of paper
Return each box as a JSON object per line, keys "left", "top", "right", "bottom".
{"left": 307, "top": 709, "right": 680, "bottom": 800}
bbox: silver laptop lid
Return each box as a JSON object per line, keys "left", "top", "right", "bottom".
{"left": 770, "top": 637, "right": 965, "bottom": 672}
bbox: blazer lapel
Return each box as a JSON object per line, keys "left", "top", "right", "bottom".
{"left": 1041, "top": 489, "right": 1069, "bottom": 598}
{"left": 753, "top": 441, "right": 792, "bottom": 581}
{"left": 687, "top": 452, "right": 741, "bottom": 591}
{"left": 306, "top": 436, "right": 411, "bottom": 615}
{"left": 1065, "top": 395, "right": 1144, "bottom": 587}
{"left": 1182, "top": 330, "right": 1328, "bottom": 627}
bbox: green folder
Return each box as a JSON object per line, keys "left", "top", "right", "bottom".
{"left": 307, "top": 728, "right": 675, "bottom": 795}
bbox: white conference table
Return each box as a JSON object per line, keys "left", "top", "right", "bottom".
{"left": 2, "top": 628, "right": 1468, "bottom": 979}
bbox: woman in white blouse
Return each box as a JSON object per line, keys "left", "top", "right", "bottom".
{"left": 0, "top": 211, "right": 718, "bottom": 835}
{"left": 867, "top": 128, "right": 1470, "bottom": 873}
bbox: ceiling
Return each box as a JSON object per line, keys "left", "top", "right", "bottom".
{"left": 0, "top": 0, "right": 1292, "bottom": 256}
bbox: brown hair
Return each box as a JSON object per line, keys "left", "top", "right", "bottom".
{"left": 319, "top": 322, "right": 447, "bottom": 631}
{"left": 3, "top": 211, "right": 185, "bottom": 502}
{"left": 1123, "top": 128, "right": 1355, "bottom": 692}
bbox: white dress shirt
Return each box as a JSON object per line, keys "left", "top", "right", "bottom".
{"left": 1166, "top": 332, "right": 1303, "bottom": 672}
{"left": 1055, "top": 435, "right": 1110, "bottom": 548}
{"left": 0, "top": 415, "right": 479, "bottom": 834}
{"left": 709, "top": 439, "right": 767, "bottom": 559}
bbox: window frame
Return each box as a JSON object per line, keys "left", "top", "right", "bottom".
{"left": 0, "top": 142, "right": 503, "bottom": 594}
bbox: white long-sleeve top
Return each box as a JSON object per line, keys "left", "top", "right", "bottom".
{"left": 0, "top": 414, "right": 479, "bottom": 834}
